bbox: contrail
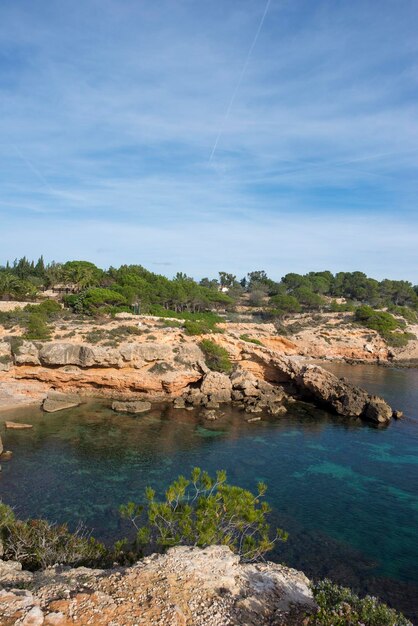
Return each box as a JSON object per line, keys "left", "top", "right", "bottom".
{"left": 209, "top": 0, "right": 272, "bottom": 162}
{"left": 12, "top": 145, "right": 56, "bottom": 193}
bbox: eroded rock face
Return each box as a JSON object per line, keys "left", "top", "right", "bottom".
{"left": 0, "top": 546, "right": 316, "bottom": 625}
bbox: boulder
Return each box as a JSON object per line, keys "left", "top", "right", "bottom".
{"left": 39, "top": 343, "right": 121, "bottom": 368}
{"left": 230, "top": 368, "right": 258, "bottom": 389}
{"left": 184, "top": 388, "right": 205, "bottom": 406}
{"left": 200, "top": 372, "right": 232, "bottom": 403}
{"left": 364, "top": 396, "right": 393, "bottom": 424}
{"left": 393, "top": 410, "right": 404, "bottom": 419}
{"left": 43, "top": 391, "right": 81, "bottom": 413}
{"left": 173, "top": 397, "right": 186, "bottom": 409}
{"left": 13, "top": 341, "right": 40, "bottom": 365}
{"left": 268, "top": 404, "right": 287, "bottom": 416}
{"left": 111, "top": 400, "right": 152, "bottom": 414}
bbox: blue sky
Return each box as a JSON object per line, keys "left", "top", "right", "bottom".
{"left": 0, "top": 0, "right": 417, "bottom": 282}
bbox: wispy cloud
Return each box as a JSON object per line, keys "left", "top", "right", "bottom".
{"left": 0, "top": 0, "right": 417, "bottom": 279}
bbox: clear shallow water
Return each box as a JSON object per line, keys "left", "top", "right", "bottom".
{"left": 0, "top": 363, "right": 417, "bottom": 620}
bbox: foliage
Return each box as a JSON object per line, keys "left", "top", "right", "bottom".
{"left": 239, "top": 334, "right": 263, "bottom": 345}
{"left": 183, "top": 319, "right": 222, "bottom": 336}
{"left": 387, "top": 305, "right": 418, "bottom": 324}
{"left": 308, "top": 579, "right": 412, "bottom": 626}
{"left": 120, "top": 468, "right": 287, "bottom": 562}
{"left": 385, "top": 331, "right": 416, "bottom": 348}
{"left": 24, "top": 313, "right": 51, "bottom": 340}
{"left": 199, "top": 339, "right": 232, "bottom": 373}
{"left": 0, "top": 502, "right": 109, "bottom": 571}
{"left": 354, "top": 306, "right": 415, "bottom": 347}
{"left": 269, "top": 294, "right": 301, "bottom": 315}
{"left": 64, "top": 288, "right": 127, "bottom": 315}
{"left": 148, "top": 305, "right": 223, "bottom": 323}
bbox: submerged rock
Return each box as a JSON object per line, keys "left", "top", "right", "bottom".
{"left": 111, "top": 400, "right": 152, "bottom": 414}
{"left": 43, "top": 391, "right": 81, "bottom": 413}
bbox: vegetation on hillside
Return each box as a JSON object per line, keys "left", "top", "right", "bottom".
{"left": 1, "top": 258, "right": 417, "bottom": 347}
{"left": 199, "top": 339, "right": 233, "bottom": 373}
{"left": 354, "top": 306, "right": 416, "bottom": 347}
{"left": 308, "top": 579, "right": 412, "bottom": 626}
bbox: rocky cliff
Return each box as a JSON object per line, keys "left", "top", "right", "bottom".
{"left": 0, "top": 332, "right": 395, "bottom": 424}
{"left": 0, "top": 546, "right": 316, "bottom": 626}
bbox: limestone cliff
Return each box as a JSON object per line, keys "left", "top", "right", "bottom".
{"left": 0, "top": 545, "right": 316, "bottom": 626}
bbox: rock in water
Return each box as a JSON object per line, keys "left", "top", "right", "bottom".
{"left": 364, "top": 396, "right": 394, "bottom": 423}
{"left": 43, "top": 391, "right": 81, "bottom": 413}
{"left": 5, "top": 421, "right": 33, "bottom": 430}
{"left": 111, "top": 400, "right": 152, "bottom": 414}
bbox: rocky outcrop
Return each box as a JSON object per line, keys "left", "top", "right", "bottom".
{"left": 234, "top": 345, "right": 394, "bottom": 424}
{"left": 7, "top": 341, "right": 206, "bottom": 400}
{"left": 2, "top": 336, "right": 395, "bottom": 424}
{"left": 200, "top": 371, "right": 233, "bottom": 403}
{"left": 0, "top": 546, "right": 316, "bottom": 625}
{"left": 0, "top": 341, "right": 12, "bottom": 372}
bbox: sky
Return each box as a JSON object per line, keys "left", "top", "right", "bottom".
{"left": 0, "top": 0, "right": 417, "bottom": 282}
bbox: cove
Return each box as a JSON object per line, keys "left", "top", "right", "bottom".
{"left": 0, "top": 363, "right": 417, "bottom": 620}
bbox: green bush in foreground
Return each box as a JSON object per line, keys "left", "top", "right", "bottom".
{"left": 308, "top": 579, "right": 412, "bottom": 626}
{"left": 199, "top": 339, "right": 232, "bottom": 373}
{"left": 0, "top": 502, "right": 108, "bottom": 571}
{"left": 120, "top": 467, "right": 287, "bottom": 562}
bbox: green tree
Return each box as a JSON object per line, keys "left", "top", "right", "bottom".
{"left": 120, "top": 468, "right": 287, "bottom": 562}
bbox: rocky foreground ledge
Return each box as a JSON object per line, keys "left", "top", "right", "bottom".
{"left": 0, "top": 546, "right": 315, "bottom": 626}
{"left": 0, "top": 336, "right": 397, "bottom": 423}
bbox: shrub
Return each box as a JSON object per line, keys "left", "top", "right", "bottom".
{"left": 354, "top": 306, "right": 401, "bottom": 334}
{"left": 387, "top": 305, "right": 418, "bottom": 324}
{"left": 239, "top": 334, "right": 263, "bottom": 345}
{"left": 148, "top": 306, "right": 222, "bottom": 323}
{"left": 385, "top": 331, "right": 416, "bottom": 348}
{"left": 120, "top": 467, "right": 287, "bottom": 562}
{"left": 24, "top": 314, "right": 51, "bottom": 341}
{"left": 354, "top": 306, "right": 414, "bottom": 347}
{"left": 0, "top": 502, "right": 108, "bottom": 571}
{"left": 199, "top": 339, "right": 232, "bottom": 373}
{"left": 308, "top": 579, "right": 412, "bottom": 626}
{"left": 183, "top": 319, "right": 222, "bottom": 335}
{"left": 25, "top": 300, "right": 62, "bottom": 316}
{"left": 161, "top": 319, "right": 183, "bottom": 328}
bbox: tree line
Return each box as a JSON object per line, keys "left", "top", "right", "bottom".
{"left": 0, "top": 257, "right": 417, "bottom": 315}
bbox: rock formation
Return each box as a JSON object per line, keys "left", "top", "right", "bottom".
{"left": 0, "top": 336, "right": 395, "bottom": 424}
{"left": 0, "top": 546, "right": 316, "bottom": 625}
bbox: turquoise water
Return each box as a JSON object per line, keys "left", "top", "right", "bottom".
{"left": 0, "top": 363, "right": 417, "bottom": 620}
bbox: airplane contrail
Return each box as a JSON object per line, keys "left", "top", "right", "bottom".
{"left": 12, "top": 145, "right": 56, "bottom": 193}
{"left": 209, "top": 0, "right": 272, "bottom": 162}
